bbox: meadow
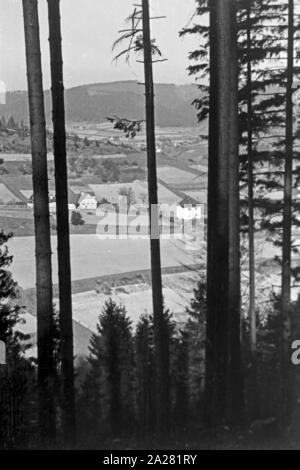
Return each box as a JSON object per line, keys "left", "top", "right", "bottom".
{"left": 8, "top": 235, "right": 198, "bottom": 290}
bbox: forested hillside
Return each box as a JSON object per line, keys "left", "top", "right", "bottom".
{"left": 0, "top": 81, "right": 199, "bottom": 127}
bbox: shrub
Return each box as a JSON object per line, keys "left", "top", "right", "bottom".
{"left": 71, "top": 211, "right": 84, "bottom": 226}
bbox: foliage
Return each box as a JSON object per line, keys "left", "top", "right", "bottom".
{"left": 0, "top": 231, "right": 35, "bottom": 449}
{"left": 69, "top": 156, "right": 120, "bottom": 182}
{"left": 112, "top": 7, "right": 162, "bottom": 63}
{"left": 107, "top": 116, "right": 144, "bottom": 139}
{"left": 118, "top": 187, "right": 136, "bottom": 209}
{"left": 78, "top": 300, "right": 135, "bottom": 439}
{"left": 71, "top": 211, "right": 85, "bottom": 226}
{"left": 181, "top": 0, "right": 300, "bottom": 263}
{"left": 135, "top": 314, "right": 155, "bottom": 437}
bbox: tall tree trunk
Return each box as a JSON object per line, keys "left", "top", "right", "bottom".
{"left": 142, "top": 0, "right": 170, "bottom": 437}
{"left": 281, "top": 0, "right": 294, "bottom": 429}
{"left": 247, "top": 0, "right": 256, "bottom": 360}
{"left": 22, "top": 0, "right": 56, "bottom": 446}
{"left": 247, "top": 0, "right": 258, "bottom": 419}
{"left": 205, "top": 0, "right": 243, "bottom": 427}
{"left": 228, "top": 0, "right": 243, "bottom": 426}
{"left": 47, "top": 0, "right": 76, "bottom": 445}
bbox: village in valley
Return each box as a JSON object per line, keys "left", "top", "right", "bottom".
{"left": 0, "top": 117, "right": 207, "bottom": 358}
{"left": 3, "top": 0, "right": 300, "bottom": 451}
{"left": 0, "top": 111, "right": 296, "bottom": 359}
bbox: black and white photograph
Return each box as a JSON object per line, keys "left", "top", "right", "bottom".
{"left": 0, "top": 0, "right": 300, "bottom": 453}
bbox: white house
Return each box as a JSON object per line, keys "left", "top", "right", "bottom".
{"left": 77, "top": 192, "right": 97, "bottom": 211}
{"left": 176, "top": 196, "right": 202, "bottom": 221}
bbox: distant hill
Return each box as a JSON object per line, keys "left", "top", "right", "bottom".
{"left": 0, "top": 81, "right": 200, "bottom": 128}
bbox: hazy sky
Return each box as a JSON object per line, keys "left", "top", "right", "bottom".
{"left": 0, "top": 0, "right": 198, "bottom": 91}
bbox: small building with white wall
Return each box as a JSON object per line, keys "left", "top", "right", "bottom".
{"left": 176, "top": 196, "right": 202, "bottom": 221}
{"left": 77, "top": 192, "right": 97, "bottom": 211}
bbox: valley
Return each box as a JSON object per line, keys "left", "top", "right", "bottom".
{"left": 0, "top": 102, "right": 207, "bottom": 357}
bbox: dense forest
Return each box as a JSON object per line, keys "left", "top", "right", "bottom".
{"left": 1, "top": 0, "right": 300, "bottom": 451}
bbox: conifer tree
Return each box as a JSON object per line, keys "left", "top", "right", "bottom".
{"left": 181, "top": 0, "right": 300, "bottom": 424}
{"left": 135, "top": 315, "right": 155, "bottom": 439}
{"left": 184, "top": 277, "right": 207, "bottom": 415}
{"left": 84, "top": 300, "right": 135, "bottom": 437}
{"left": 172, "top": 331, "right": 189, "bottom": 430}
{"left": 134, "top": 310, "right": 175, "bottom": 441}
{"left": 0, "top": 231, "right": 34, "bottom": 448}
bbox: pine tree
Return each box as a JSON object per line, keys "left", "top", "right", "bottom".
{"left": 172, "top": 331, "right": 189, "bottom": 431}
{"left": 0, "top": 231, "right": 34, "bottom": 449}
{"left": 245, "top": 0, "right": 256, "bottom": 360}
{"left": 6, "top": 116, "right": 18, "bottom": 131}
{"left": 181, "top": 0, "right": 300, "bottom": 425}
{"left": 84, "top": 300, "right": 135, "bottom": 438}
{"left": 135, "top": 315, "right": 155, "bottom": 439}
{"left": 185, "top": 277, "right": 206, "bottom": 417}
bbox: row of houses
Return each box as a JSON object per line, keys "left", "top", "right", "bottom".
{"left": 0, "top": 175, "right": 96, "bottom": 211}
{"left": 0, "top": 175, "right": 207, "bottom": 221}
{"left": 26, "top": 189, "right": 98, "bottom": 212}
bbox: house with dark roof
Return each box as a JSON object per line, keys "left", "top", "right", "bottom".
{"left": 77, "top": 192, "right": 97, "bottom": 211}
{"left": 177, "top": 195, "right": 203, "bottom": 221}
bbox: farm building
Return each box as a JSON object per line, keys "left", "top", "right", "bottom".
{"left": 182, "top": 190, "right": 207, "bottom": 206}
{"left": 176, "top": 195, "right": 203, "bottom": 221}
{"left": 90, "top": 180, "right": 181, "bottom": 207}
{"left": 23, "top": 188, "right": 80, "bottom": 211}
{"left": 90, "top": 182, "right": 143, "bottom": 205}
{"left": 97, "top": 202, "right": 116, "bottom": 215}
{"left": 70, "top": 185, "right": 95, "bottom": 195}
{"left": 77, "top": 192, "right": 97, "bottom": 210}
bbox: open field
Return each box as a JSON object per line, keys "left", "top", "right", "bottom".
{"left": 157, "top": 166, "right": 201, "bottom": 188}
{"left": 0, "top": 183, "right": 22, "bottom": 203}
{"left": 67, "top": 123, "right": 200, "bottom": 142}
{"left": 0, "top": 214, "right": 97, "bottom": 236}
{"left": 0, "top": 153, "right": 54, "bottom": 162}
{"left": 70, "top": 270, "right": 198, "bottom": 334}
{"left": 17, "top": 268, "right": 200, "bottom": 358}
{"left": 8, "top": 235, "right": 199, "bottom": 290}
{"left": 0, "top": 216, "right": 37, "bottom": 237}
{"left": 189, "top": 163, "right": 208, "bottom": 173}
{"left": 0, "top": 207, "right": 34, "bottom": 218}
